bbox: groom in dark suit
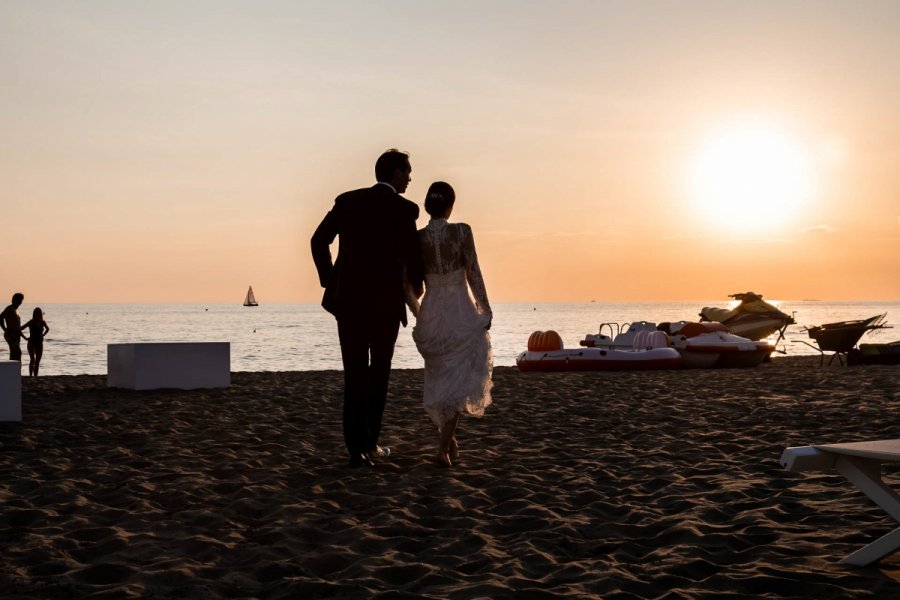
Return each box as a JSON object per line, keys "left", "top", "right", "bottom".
{"left": 311, "top": 149, "right": 425, "bottom": 468}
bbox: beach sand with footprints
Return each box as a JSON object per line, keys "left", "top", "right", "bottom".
{"left": 2, "top": 357, "right": 899, "bottom": 598}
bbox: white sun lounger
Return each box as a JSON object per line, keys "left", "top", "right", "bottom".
{"left": 781, "top": 439, "right": 900, "bottom": 566}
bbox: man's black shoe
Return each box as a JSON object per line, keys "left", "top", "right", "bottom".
{"left": 349, "top": 453, "right": 375, "bottom": 468}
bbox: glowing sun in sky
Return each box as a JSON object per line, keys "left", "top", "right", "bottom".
{"left": 688, "top": 121, "right": 813, "bottom": 233}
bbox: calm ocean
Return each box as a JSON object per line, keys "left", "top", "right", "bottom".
{"left": 10, "top": 301, "right": 899, "bottom": 376}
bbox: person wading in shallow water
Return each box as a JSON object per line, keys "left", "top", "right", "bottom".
{"left": 21, "top": 307, "right": 50, "bottom": 376}
{"left": 0, "top": 292, "right": 24, "bottom": 363}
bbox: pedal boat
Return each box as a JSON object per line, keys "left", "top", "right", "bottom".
{"left": 580, "top": 320, "right": 775, "bottom": 369}
{"left": 517, "top": 329, "right": 681, "bottom": 372}
{"left": 664, "top": 322, "right": 775, "bottom": 368}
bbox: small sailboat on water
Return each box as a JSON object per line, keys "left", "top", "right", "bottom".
{"left": 243, "top": 286, "right": 258, "bottom": 307}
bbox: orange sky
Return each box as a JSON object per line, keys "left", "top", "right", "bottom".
{"left": 1, "top": 2, "right": 898, "bottom": 304}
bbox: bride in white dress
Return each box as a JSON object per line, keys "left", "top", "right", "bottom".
{"left": 407, "top": 182, "right": 493, "bottom": 468}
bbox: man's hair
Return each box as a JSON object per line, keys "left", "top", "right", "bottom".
{"left": 12, "top": 293, "right": 23, "bottom": 304}
{"left": 375, "top": 149, "right": 410, "bottom": 182}
{"left": 424, "top": 181, "right": 456, "bottom": 218}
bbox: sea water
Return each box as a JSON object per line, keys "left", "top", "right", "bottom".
{"left": 11, "top": 301, "right": 899, "bottom": 376}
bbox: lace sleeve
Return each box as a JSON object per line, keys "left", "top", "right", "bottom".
{"left": 461, "top": 224, "right": 491, "bottom": 316}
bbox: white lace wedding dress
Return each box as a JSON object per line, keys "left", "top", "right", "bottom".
{"left": 408, "top": 218, "right": 493, "bottom": 429}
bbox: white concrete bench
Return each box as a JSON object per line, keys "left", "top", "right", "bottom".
{"left": 107, "top": 342, "right": 230, "bottom": 390}
{"left": 0, "top": 360, "right": 22, "bottom": 421}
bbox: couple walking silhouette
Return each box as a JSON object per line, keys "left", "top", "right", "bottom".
{"left": 311, "top": 149, "right": 492, "bottom": 469}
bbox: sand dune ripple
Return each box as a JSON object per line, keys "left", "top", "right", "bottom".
{"left": 1, "top": 359, "right": 898, "bottom": 597}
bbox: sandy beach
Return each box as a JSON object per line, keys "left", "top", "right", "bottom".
{"left": 1, "top": 357, "right": 899, "bottom": 598}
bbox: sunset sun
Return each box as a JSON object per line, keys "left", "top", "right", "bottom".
{"left": 688, "top": 121, "right": 813, "bottom": 233}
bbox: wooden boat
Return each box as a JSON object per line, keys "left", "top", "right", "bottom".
{"left": 243, "top": 286, "right": 258, "bottom": 307}
{"left": 848, "top": 341, "right": 900, "bottom": 365}
{"left": 699, "top": 292, "right": 794, "bottom": 342}
{"left": 798, "top": 313, "right": 888, "bottom": 365}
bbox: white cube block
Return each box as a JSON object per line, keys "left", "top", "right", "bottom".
{"left": 107, "top": 342, "right": 230, "bottom": 390}
{"left": 0, "top": 360, "right": 22, "bottom": 421}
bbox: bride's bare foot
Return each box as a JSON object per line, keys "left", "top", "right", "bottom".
{"left": 436, "top": 415, "right": 460, "bottom": 469}
{"left": 436, "top": 451, "right": 452, "bottom": 468}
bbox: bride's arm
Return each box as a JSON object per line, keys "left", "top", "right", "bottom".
{"left": 462, "top": 224, "right": 492, "bottom": 318}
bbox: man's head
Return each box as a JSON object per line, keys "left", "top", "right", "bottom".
{"left": 375, "top": 149, "right": 411, "bottom": 194}
{"left": 11, "top": 293, "right": 23, "bottom": 307}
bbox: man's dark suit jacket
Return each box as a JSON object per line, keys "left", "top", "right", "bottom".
{"left": 311, "top": 184, "right": 424, "bottom": 326}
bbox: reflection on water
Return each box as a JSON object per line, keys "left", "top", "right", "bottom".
{"left": 15, "top": 301, "right": 899, "bottom": 376}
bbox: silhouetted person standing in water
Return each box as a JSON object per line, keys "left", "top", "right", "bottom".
{"left": 0, "top": 293, "right": 24, "bottom": 362}
{"left": 21, "top": 307, "right": 50, "bottom": 376}
{"left": 311, "top": 149, "right": 425, "bottom": 469}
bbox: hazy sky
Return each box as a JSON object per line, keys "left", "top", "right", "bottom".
{"left": 2, "top": 1, "right": 898, "bottom": 303}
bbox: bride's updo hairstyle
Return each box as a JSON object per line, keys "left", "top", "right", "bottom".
{"left": 424, "top": 181, "right": 455, "bottom": 218}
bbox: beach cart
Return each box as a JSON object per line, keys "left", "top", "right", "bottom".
{"left": 795, "top": 313, "right": 889, "bottom": 365}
